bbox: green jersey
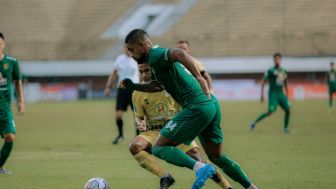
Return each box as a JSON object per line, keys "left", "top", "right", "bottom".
{"left": 326, "top": 71, "right": 336, "bottom": 86}
{"left": 264, "top": 66, "right": 288, "bottom": 93}
{"left": 0, "top": 55, "right": 21, "bottom": 111}
{"left": 148, "top": 47, "right": 211, "bottom": 107}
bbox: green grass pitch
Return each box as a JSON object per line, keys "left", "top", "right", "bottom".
{"left": 0, "top": 100, "right": 335, "bottom": 189}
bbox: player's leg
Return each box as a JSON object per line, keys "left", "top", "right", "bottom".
{"left": 329, "top": 87, "right": 334, "bottom": 108}
{"left": 201, "top": 100, "right": 257, "bottom": 189}
{"left": 279, "top": 94, "right": 291, "bottom": 133}
{"left": 182, "top": 144, "right": 233, "bottom": 189}
{"left": 152, "top": 105, "right": 217, "bottom": 188}
{"left": 129, "top": 131, "right": 175, "bottom": 188}
{"left": 112, "top": 89, "right": 128, "bottom": 144}
{"left": 251, "top": 92, "right": 277, "bottom": 130}
{"left": 0, "top": 112, "right": 16, "bottom": 174}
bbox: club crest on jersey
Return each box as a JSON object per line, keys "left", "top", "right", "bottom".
{"left": 155, "top": 103, "right": 168, "bottom": 115}
{"left": 3, "top": 63, "right": 9, "bottom": 70}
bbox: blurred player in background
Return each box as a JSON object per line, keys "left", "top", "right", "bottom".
{"left": 176, "top": 40, "right": 213, "bottom": 92}
{"left": 122, "top": 29, "right": 258, "bottom": 189}
{"left": 104, "top": 46, "right": 139, "bottom": 144}
{"left": 250, "top": 53, "right": 291, "bottom": 133}
{"left": 326, "top": 62, "right": 336, "bottom": 109}
{"left": 0, "top": 32, "right": 25, "bottom": 174}
{"left": 129, "top": 63, "right": 233, "bottom": 189}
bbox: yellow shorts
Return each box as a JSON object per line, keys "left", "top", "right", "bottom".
{"left": 139, "top": 130, "right": 199, "bottom": 152}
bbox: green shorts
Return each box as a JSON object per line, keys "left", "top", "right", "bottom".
{"left": 268, "top": 91, "right": 290, "bottom": 112}
{"left": 0, "top": 111, "right": 16, "bottom": 138}
{"left": 160, "top": 95, "right": 223, "bottom": 145}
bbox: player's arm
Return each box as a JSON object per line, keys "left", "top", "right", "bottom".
{"left": 120, "top": 79, "right": 163, "bottom": 92}
{"left": 260, "top": 78, "right": 267, "bottom": 102}
{"left": 104, "top": 69, "right": 118, "bottom": 96}
{"left": 169, "top": 48, "right": 210, "bottom": 98}
{"left": 14, "top": 80, "right": 25, "bottom": 114}
{"left": 202, "top": 71, "right": 213, "bottom": 92}
{"left": 284, "top": 79, "right": 289, "bottom": 97}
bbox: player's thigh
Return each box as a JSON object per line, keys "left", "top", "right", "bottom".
{"left": 278, "top": 94, "right": 290, "bottom": 111}
{"left": 268, "top": 92, "right": 278, "bottom": 112}
{"left": 0, "top": 111, "right": 16, "bottom": 139}
{"left": 199, "top": 100, "right": 223, "bottom": 145}
{"left": 160, "top": 103, "right": 216, "bottom": 145}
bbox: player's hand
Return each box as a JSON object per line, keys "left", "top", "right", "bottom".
{"left": 120, "top": 78, "right": 135, "bottom": 91}
{"left": 136, "top": 119, "right": 147, "bottom": 132}
{"left": 17, "top": 101, "right": 25, "bottom": 115}
{"left": 197, "top": 77, "right": 210, "bottom": 99}
{"left": 104, "top": 87, "right": 111, "bottom": 97}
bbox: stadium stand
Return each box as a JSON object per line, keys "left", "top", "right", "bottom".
{"left": 153, "top": 0, "right": 336, "bottom": 57}
{"left": 0, "top": 0, "right": 335, "bottom": 60}
{"left": 0, "top": 0, "right": 136, "bottom": 60}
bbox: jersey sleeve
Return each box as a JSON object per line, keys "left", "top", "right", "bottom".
{"left": 113, "top": 56, "right": 122, "bottom": 72}
{"left": 12, "top": 60, "right": 22, "bottom": 80}
{"left": 263, "top": 70, "right": 270, "bottom": 80}
{"left": 149, "top": 48, "right": 172, "bottom": 70}
{"left": 132, "top": 92, "right": 145, "bottom": 118}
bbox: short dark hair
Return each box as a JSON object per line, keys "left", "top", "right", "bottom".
{"left": 273, "top": 52, "right": 282, "bottom": 58}
{"left": 125, "top": 29, "right": 149, "bottom": 44}
{"left": 177, "top": 40, "right": 190, "bottom": 46}
{"left": 0, "top": 32, "right": 4, "bottom": 40}
{"left": 331, "top": 62, "right": 335, "bottom": 65}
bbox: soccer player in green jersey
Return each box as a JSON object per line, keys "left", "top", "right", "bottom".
{"left": 0, "top": 32, "right": 25, "bottom": 174}
{"left": 121, "top": 29, "right": 258, "bottom": 189}
{"left": 250, "top": 53, "right": 291, "bottom": 133}
{"left": 326, "top": 62, "right": 336, "bottom": 108}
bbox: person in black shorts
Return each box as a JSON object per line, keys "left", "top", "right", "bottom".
{"left": 104, "top": 47, "right": 139, "bottom": 144}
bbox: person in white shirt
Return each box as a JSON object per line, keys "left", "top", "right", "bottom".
{"left": 104, "top": 46, "right": 140, "bottom": 144}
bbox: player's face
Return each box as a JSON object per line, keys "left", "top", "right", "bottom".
{"left": 126, "top": 42, "right": 147, "bottom": 64}
{"left": 274, "top": 56, "right": 281, "bottom": 67}
{"left": 176, "top": 42, "right": 189, "bottom": 52}
{"left": 138, "top": 64, "right": 151, "bottom": 82}
{"left": 331, "top": 64, "right": 335, "bottom": 71}
{"left": 0, "top": 38, "right": 5, "bottom": 53}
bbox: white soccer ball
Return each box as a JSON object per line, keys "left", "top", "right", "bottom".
{"left": 84, "top": 177, "right": 110, "bottom": 189}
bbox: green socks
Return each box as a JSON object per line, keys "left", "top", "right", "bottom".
{"left": 284, "top": 110, "right": 290, "bottom": 130}
{"left": 0, "top": 142, "right": 14, "bottom": 167}
{"left": 152, "top": 146, "right": 196, "bottom": 169}
{"left": 254, "top": 112, "right": 270, "bottom": 124}
{"left": 210, "top": 155, "right": 251, "bottom": 188}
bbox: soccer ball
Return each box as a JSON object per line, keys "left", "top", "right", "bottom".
{"left": 84, "top": 177, "right": 110, "bottom": 189}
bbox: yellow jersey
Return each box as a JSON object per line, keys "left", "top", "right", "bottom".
{"left": 132, "top": 90, "right": 180, "bottom": 129}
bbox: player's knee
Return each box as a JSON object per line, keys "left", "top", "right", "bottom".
{"left": 129, "top": 142, "right": 144, "bottom": 155}
{"left": 186, "top": 147, "right": 205, "bottom": 163}
{"left": 4, "top": 134, "right": 14, "bottom": 143}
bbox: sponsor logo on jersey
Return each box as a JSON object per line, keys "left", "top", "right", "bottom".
{"left": 0, "top": 72, "right": 8, "bottom": 87}
{"left": 3, "top": 63, "right": 9, "bottom": 70}
{"left": 144, "top": 98, "right": 150, "bottom": 105}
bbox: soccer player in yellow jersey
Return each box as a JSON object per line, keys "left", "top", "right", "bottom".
{"left": 129, "top": 63, "right": 233, "bottom": 189}
{"left": 176, "top": 40, "right": 213, "bottom": 92}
